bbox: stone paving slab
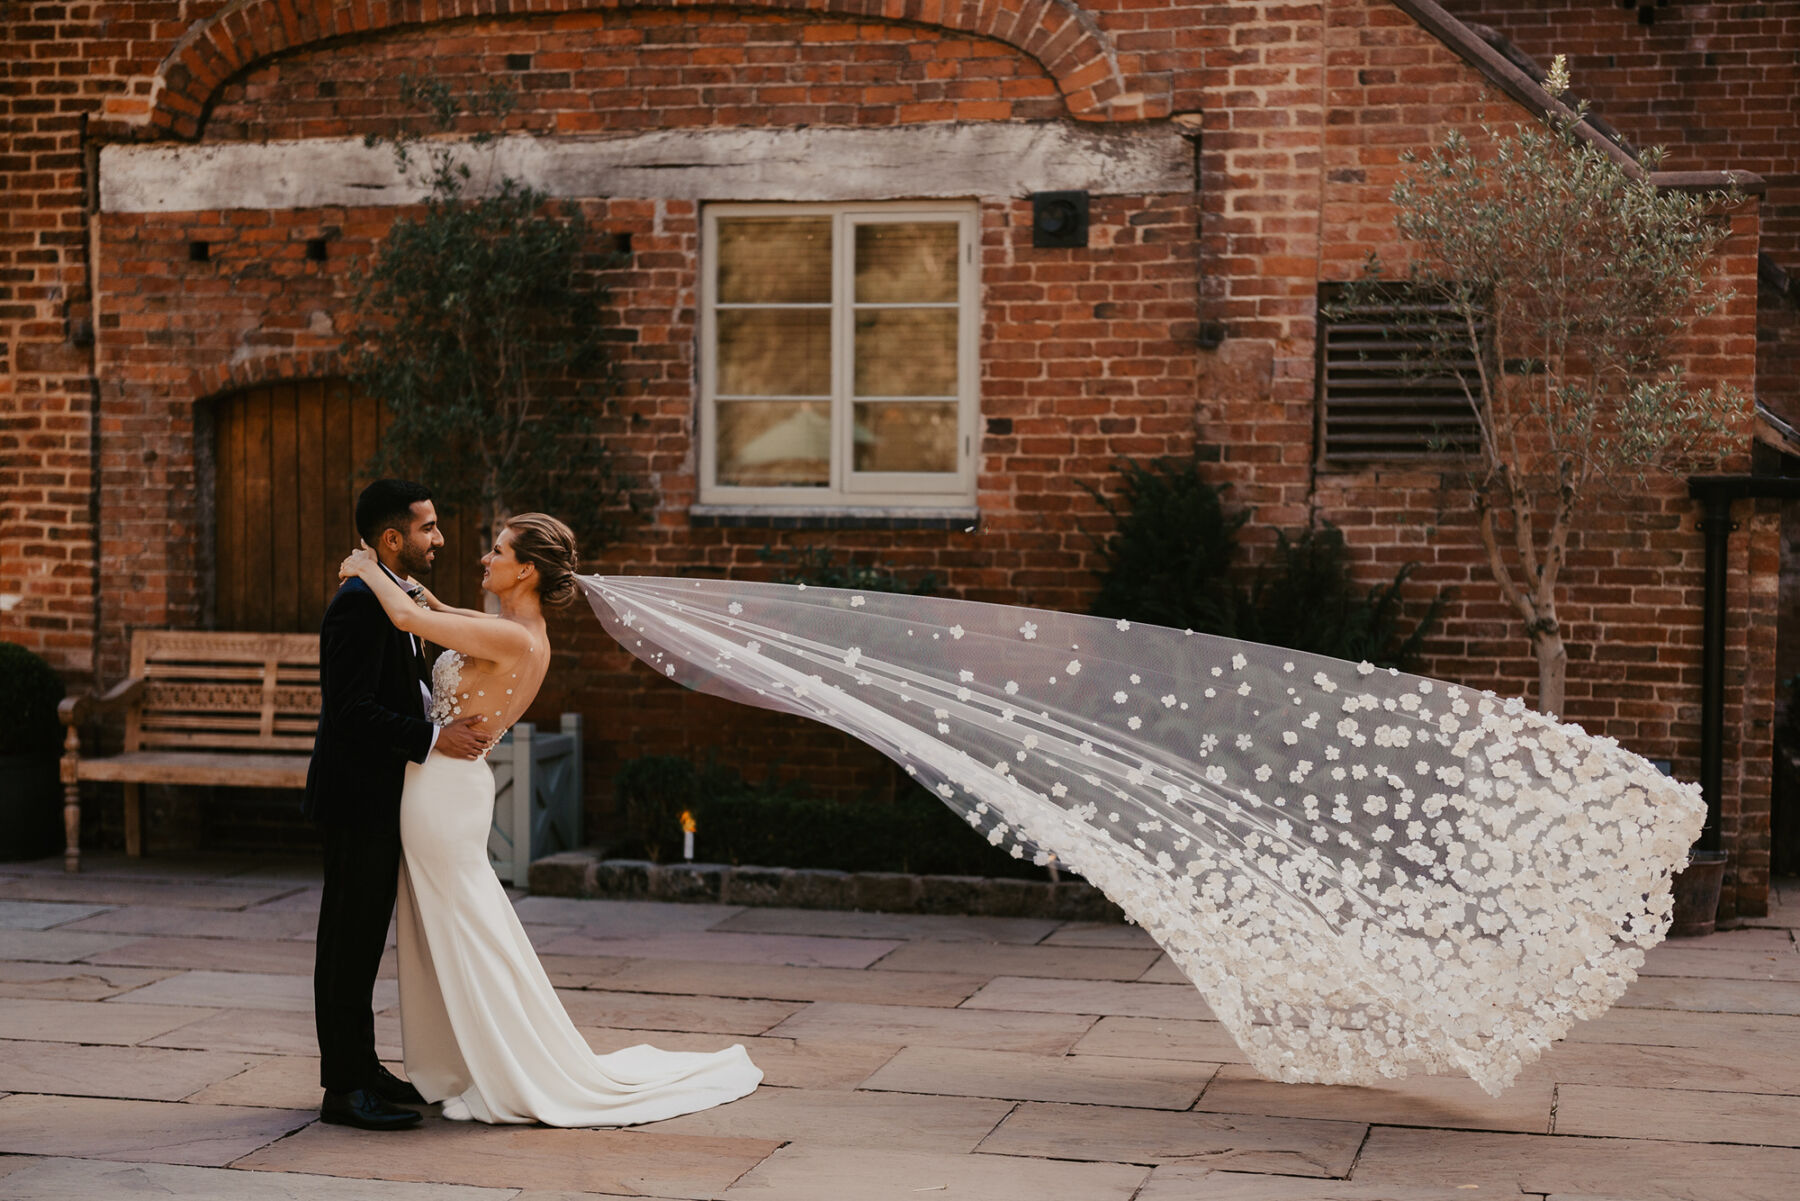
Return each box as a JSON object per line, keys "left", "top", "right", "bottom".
{"left": 1194, "top": 1064, "right": 1554, "bottom": 1134}
{"left": 241, "top": 888, "right": 325, "bottom": 914}
{"left": 214, "top": 859, "right": 326, "bottom": 885}
{"left": 709, "top": 906, "right": 1059, "bottom": 944}
{"left": 0, "top": 928, "right": 138, "bottom": 963}
{"left": 58, "top": 904, "right": 324, "bottom": 941}
{"left": 0, "top": 1157, "right": 517, "bottom": 1201}
{"left": 1662, "top": 926, "right": 1795, "bottom": 953}
{"left": 143, "top": 1007, "right": 402, "bottom": 1059}
{"left": 532, "top": 951, "right": 636, "bottom": 988}
{"left": 1534, "top": 1038, "right": 1800, "bottom": 1094}
{"left": 1069, "top": 1014, "right": 1253, "bottom": 1063}
{"left": 88, "top": 935, "right": 377, "bottom": 977}
{"left": 649, "top": 1086, "right": 1013, "bottom": 1152}
{"left": 0, "top": 1040, "right": 256, "bottom": 1101}
{"left": 596, "top": 957, "right": 984, "bottom": 1008}
{"left": 1613, "top": 975, "right": 1800, "bottom": 1015}
{"left": 187, "top": 1055, "right": 329, "bottom": 1109}
{"left": 1637, "top": 946, "right": 1800, "bottom": 981}
{"left": 514, "top": 896, "right": 746, "bottom": 933}
{"left": 0, "top": 996, "right": 215, "bottom": 1045}
{"left": 0, "top": 960, "right": 174, "bottom": 1000}
{"left": 720, "top": 1145, "right": 1149, "bottom": 1201}
{"left": 556, "top": 989, "right": 801, "bottom": 1036}
{"left": 0, "top": 900, "right": 115, "bottom": 929}
{"left": 541, "top": 930, "right": 900, "bottom": 970}
{"left": 1563, "top": 1005, "right": 1800, "bottom": 1048}
{"left": 1353, "top": 1126, "right": 1800, "bottom": 1200}
{"left": 977, "top": 1100, "right": 1366, "bottom": 1177}
{"left": 960, "top": 974, "right": 1214, "bottom": 1020}
{"left": 237, "top": 1118, "right": 783, "bottom": 1198}
{"left": 1137, "top": 1168, "right": 1515, "bottom": 1200}
{"left": 0, "top": 1094, "right": 311, "bottom": 1166}
{"left": 1039, "top": 921, "right": 1160, "bottom": 949}
{"left": 578, "top": 1027, "right": 899, "bottom": 1091}
{"left": 0, "top": 877, "right": 300, "bottom": 911}
{"left": 1137, "top": 954, "right": 1190, "bottom": 984}
{"left": 859, "top": 1045, "right": 1211, "bottom": 1109}
{"left": 1554, "top": 1082, "right": 1800, "bottom": 1146}
{"left": 767, "top": 1000, "right": 1094, "bottom": 1054}
{"left": 5, "top": 853, "right": 282, "bottom": 881}
{"left": 111, "top": 968, "right": 398, "bottom": 1012}
{"left": 868, "top": 940, "right": 1161, "bottom": 980}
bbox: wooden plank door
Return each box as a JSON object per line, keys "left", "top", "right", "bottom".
{"left": 213, "top": 380, "right": 486, "bottom": 633}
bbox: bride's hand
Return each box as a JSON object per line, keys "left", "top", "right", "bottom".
{"left": 338, "top": 545, "right": 377, "bottom": 581}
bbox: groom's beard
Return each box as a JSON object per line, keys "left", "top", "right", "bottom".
{"left": 397, "top": 546, "right": 435, "bottom": 579}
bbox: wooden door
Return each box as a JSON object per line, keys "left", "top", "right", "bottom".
{"left": 212, "top": 380, "right": 485, "bottom": 633}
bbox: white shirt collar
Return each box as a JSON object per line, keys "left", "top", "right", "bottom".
{"left": 376, "top": 559, "right": 414, "bottom": 592}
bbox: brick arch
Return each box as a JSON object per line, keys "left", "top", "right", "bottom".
{"left": 149, "top": 0, "right": 1166, "bottom": 138}
{"left": 188, "top": 349, "right": 349, "bottom": 406}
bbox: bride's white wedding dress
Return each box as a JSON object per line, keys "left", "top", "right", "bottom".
{"left": 395, "top": 650, "right": 761, "bottom": 1126}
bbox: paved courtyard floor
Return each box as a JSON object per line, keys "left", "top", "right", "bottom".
{"left": 0, "top": 855, "right": 1795, "bottom": 1200}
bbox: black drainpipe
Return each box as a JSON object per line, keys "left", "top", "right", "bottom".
{"left": 1685, "top": 474, "right": 1800, "bottom": 851}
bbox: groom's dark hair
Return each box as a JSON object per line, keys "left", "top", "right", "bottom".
{"left": 356, "top": 479, "right": 433, "bottom": 544}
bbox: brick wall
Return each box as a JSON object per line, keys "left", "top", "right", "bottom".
{"left": 2, "top": 0, "right": 1776, "bottom": 912}
{"left": 1439, "top": 0, "right": 1800, "bottom": 429}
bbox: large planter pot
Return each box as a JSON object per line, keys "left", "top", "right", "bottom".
{"left": 0, "top": 754, "right": 63, "bottom": 862}
{"left": 1669, "top": 850, "right": 1729, "bottom": 938}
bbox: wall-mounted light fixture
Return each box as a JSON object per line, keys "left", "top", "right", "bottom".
{"left": 1030, "top": 191, "right": 1088, "bottom": 249}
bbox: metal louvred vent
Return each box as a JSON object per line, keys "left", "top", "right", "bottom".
{"left": 1318, "top": 284, "right": 1484, "bottom": 464}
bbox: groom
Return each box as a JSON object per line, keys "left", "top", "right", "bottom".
{"left": 305, "top": 479, "right": 490, "bottom": 1130}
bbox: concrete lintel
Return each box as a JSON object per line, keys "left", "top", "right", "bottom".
{"left": 99, "top": 123, "right": 1194, "bottom": 214}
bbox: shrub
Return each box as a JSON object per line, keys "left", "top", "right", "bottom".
{"left": 1085, "top": 453, "right": 1447, "bottom": 670}
{"left": 0, "top": 642, "right": 65, "bottom": 759}
{"left": 1083, "top": 455, "right": 1244, "bottom": 634}
{"left": 1240, "top": 525, "right": 1448, "bottom": 671}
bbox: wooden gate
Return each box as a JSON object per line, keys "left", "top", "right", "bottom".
{"left": 211, "top": 379, "right": 486, "bottom": 633}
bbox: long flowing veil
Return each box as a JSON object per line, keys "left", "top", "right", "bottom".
{"left": 582, "top": 575, "right": 1704, "bottom": 1095}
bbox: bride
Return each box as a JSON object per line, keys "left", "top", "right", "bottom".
{"left": 338, "top": 516, "right": 761, "bottom": 1126}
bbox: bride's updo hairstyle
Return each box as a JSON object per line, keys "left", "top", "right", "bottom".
{"left": 505, "top": 513, "right": 579, "bottom": 608}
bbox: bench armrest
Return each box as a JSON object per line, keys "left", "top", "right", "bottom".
{"left": 59, "top": 678, "right": 146, "bottom": 730}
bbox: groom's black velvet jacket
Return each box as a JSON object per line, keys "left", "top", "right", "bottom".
{"left": 303, "top": 576, "right": 435, "bottom": 831}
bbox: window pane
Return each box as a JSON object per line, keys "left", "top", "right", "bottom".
{"left": 717, "top": 309, "right": 831, "bottom": 397}
{"left": 717, "top": 401, "right": 831, "bottom": 487}
{"left": 854, "top": 402, "right": 958, "bottom": 474}
{"left": 854, "top": 309, "right": 957, "bottom": 397}
{"left": 855, "top": 223, "right": 959, "bottom": 303}
{"left": 717, "top": 217, "right": 831, "bottom": 303}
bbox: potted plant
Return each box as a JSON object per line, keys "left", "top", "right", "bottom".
{"left": 0, "top": 641, "right": 66, "bottom": 860}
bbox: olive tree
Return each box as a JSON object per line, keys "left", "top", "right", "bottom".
{"left": 1350, "top": 56, "right": 1743, "bottom": 715}
{"left": 351, "top": 76, "right": 639, "bottom": 561}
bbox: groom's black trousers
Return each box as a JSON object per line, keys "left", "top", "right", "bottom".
{"left": 314, "top": 821, "right": 402, "bottom": 1093}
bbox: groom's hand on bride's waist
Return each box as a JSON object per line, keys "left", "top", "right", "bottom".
{"left": 437, "top": 715, "right": 491, "bottom": 761}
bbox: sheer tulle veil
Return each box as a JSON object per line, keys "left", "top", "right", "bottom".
{"left": 582, "top": 575, "right": 1704, "bottom": 1096}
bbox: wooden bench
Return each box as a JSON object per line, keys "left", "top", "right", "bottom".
{"left": 58, "top": 631, "right": 321, "bottom": 871}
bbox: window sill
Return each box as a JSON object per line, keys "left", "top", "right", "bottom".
{"left": 688, "top": 504, "right": 980, "bottom": 531}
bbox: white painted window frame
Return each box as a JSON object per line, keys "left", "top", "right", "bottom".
{"left": 698, "top": 200, "right": 979, "bottom": 510}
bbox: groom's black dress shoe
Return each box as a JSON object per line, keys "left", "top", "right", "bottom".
{"left": 320, "top": 1088, "right": 423, "bottom": 1130}
{"left": 367, "top": 1065, "right": 426, "bottom": 1106}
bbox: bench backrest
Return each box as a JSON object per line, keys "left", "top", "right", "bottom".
{"left": 125, "top": 631, "right": 322, "bottom": 754}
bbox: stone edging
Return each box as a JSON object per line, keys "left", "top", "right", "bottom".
{"left": 528, "top": 851, "right": 1125, "bottom": 923}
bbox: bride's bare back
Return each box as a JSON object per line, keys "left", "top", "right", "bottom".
{"left": 439, "top": 631, "right": 551, "bottom": 739}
